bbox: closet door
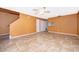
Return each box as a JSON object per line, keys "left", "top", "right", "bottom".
{"left": 36, "top": 18, "right": 48, "bottom": 32}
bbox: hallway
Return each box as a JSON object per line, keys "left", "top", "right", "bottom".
{"left": 0, "top": 32, "right": 79, "bottom": 52}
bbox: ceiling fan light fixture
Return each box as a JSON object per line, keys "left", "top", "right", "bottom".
{"left": 44, "top": 11, "right": 50, "bottom": 13}
{"left": 33, "top": 8, "right": 39, "bottom": 11}
{"left": 32, "top": 7, "right": 50, "bottom": 15}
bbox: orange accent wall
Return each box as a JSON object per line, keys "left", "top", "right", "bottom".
{"left": 48, "top": 14, "right": 77, "bottom": 35}
{"left": 77, "top": 13, "right": 79, "bottom": 35}
{"left": 10, "top": 13, "right": 36, "bottom": 36}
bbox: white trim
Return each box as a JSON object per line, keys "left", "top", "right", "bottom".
{"left": 10, "top": 32, "right": 39, "bottom": 39}
{"left": 10, "top": 31, "right": 79, "bottom": 39}
{"left": 0, "top": 33, "right": 9, "bottom": 35}
{"left": 48, "top": 31, "right": 78, "bottom": 36}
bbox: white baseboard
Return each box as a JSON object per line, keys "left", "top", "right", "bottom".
{"left": 10, "top": 31, "right": 79, "bottom": 39}
{"left": 10, "top": 32, "right": 39, "bottom": 39}
{"left": 0, "top": 33, "right": 9, "bottom": 35}
{"left": 48, "top": 31, "right": 78, "bottom": 36}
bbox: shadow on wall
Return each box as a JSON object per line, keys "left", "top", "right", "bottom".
{"left": 0, "top": 8, "right": 19, "bottom": 39}
{"left": 77, "top": 12, "right": 79, "bottom": 35}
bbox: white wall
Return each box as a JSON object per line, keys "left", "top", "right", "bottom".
{"left": 36, "top": 18, "right": 48, "bottom": 32}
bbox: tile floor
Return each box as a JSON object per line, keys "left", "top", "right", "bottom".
{"left": 0, "top": 32, "right": 79, "bottom": 52}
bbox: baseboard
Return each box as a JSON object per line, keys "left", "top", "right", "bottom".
{"left": 10, "top": 32, "right": 39, "bottom": 39}
{"left": 10, "top": 31, "right": 79, "bottom": 39}
{"left": 0, "top": 33, "right": 9, "bottom": 35}
{"left": 48, "top": 31, "right": 78, "bottom": 36}
{"left": 0, "top": 33, "right": 9, "bottom": 39}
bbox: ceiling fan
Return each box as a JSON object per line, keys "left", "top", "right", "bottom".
{"left": 32, "top": 7, "right": 50, "bottom": 15}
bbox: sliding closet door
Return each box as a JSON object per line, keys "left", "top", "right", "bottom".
{"left": 36, "top": 18, "right": 48, "bottom": 32}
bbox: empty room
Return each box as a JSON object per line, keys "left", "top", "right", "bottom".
{"left": 0, "top": 7, "right": 79, "bottom": 52}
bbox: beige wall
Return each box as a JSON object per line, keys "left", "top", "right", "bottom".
{"left": 48, "top": 14, "right": 77, "bottom": 35}
{"left": 0, "top": 12, "right": 19, "bottom": 34}
{"left": 10, "top": 13, "right": 36, "bottom": 36}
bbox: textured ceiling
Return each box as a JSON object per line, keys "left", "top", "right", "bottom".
{"left": 4, "top": 7, "right": 79, "bottom": 19}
